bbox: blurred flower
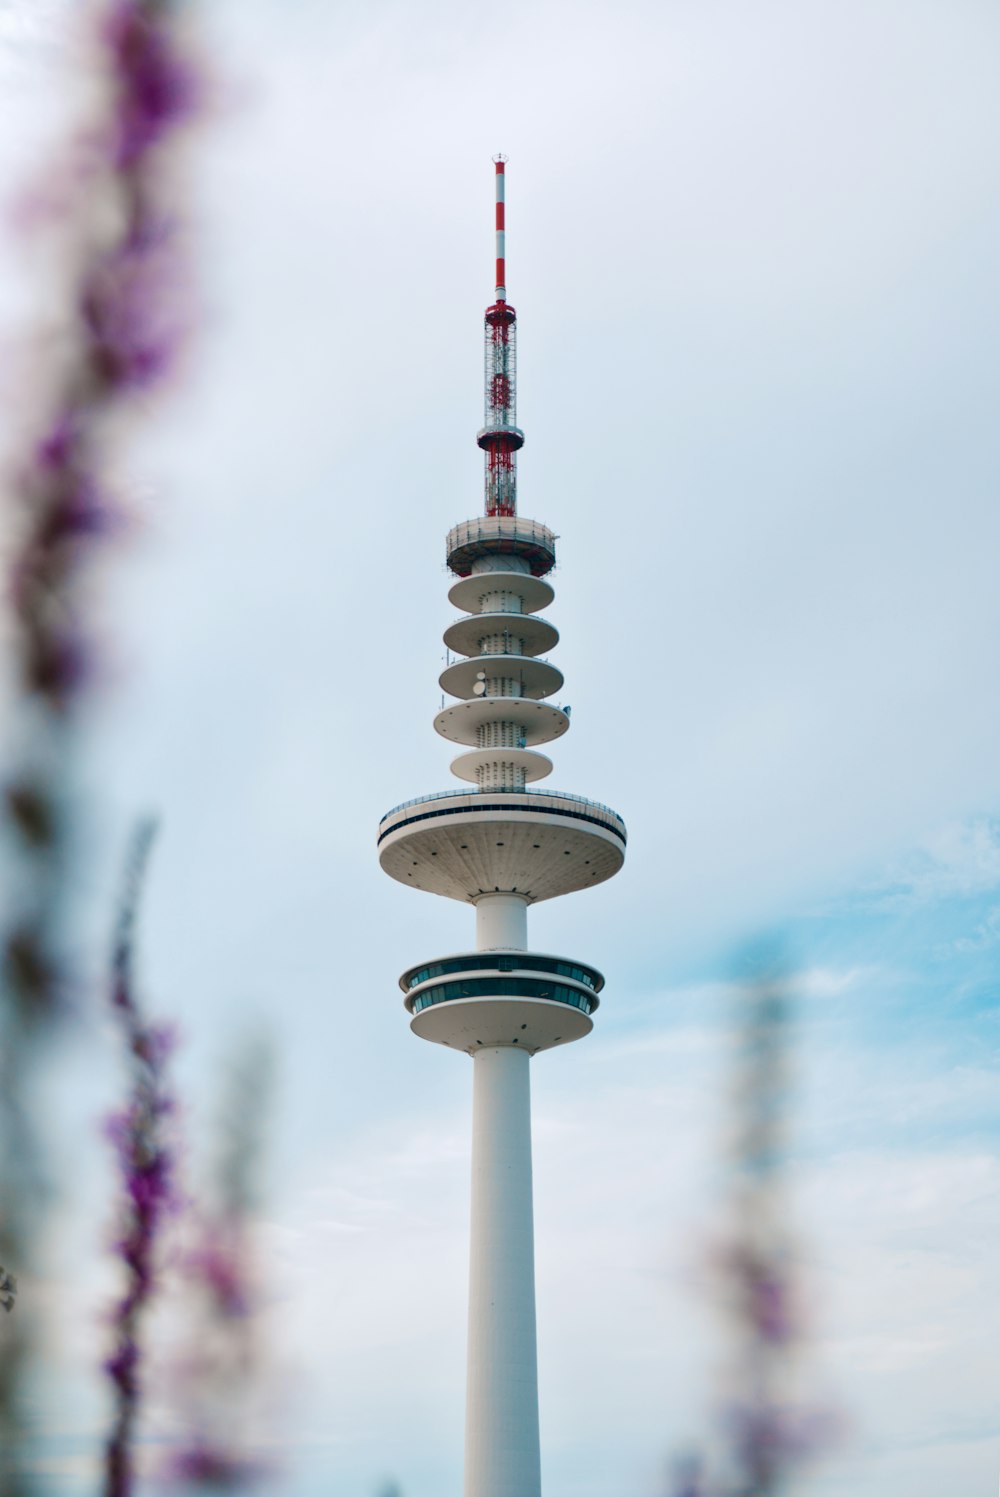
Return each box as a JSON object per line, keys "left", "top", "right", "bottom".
{"left": 668, "top": 946, "right": 835, "bottom": 1497}
{"left": 0, "top": 3, "right": 200, "bottom": 1482}
{"left": 104, "top": 1, "right": 198, "bottom": 169}
{"left": 5, "top": 0, "right": 200, "bottom": 1019}
{"left": 103, "top": 820, "right": 179, "bottom": 1497}
{"left": 168, "top": 1033, "right": 276, "bottom": 1490}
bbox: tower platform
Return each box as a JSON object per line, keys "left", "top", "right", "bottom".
{"left": 378, "top": 788, "right": 625, "bottom": 903}
{"left": 447, "top": 572, "right": 555, "bottom": 615}
{"left": 439, "top": 653, "right": 563, "bottom": 702}
{"left": 446, "top": 516, "right": 556, "bottom": 577}
{"left": 433, "top": 696, "right": 570, "bottom": 747}
{"left": 400, "top": 948, "right": 603, "bottom": 1053}
{"left": 443, "top": 611, "right": 559, "bottom": 660}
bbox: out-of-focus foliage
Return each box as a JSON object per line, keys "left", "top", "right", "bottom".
{"left": 0, "top": 3, "right": 200, "bottom": 1490}
{"left": 168, "top": 1032, "right": 276, "bottom": 1490}
{"left": 668, "top": 947, "right": 835, "bottom": 1497}
{"left": 103, "top": 820, "right": 179, "bottom": 1497}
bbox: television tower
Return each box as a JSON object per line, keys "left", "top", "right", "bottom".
{"left": 378, "top": 159, "right": 626, "bottom": 1497}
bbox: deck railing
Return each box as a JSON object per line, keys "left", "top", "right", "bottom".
{"left": 379, "top": 786, "right": 626, "bottom": 832}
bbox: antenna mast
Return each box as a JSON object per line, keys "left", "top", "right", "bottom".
{"left": 477, "top": 156, "right": 524, "bottom": 517}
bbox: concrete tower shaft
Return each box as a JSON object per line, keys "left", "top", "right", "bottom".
{"left": 378, "top": 161, "right": 625, "bottom": 1497}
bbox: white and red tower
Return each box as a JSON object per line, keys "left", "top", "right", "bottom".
{"left": 378, "top": 159, "right": 626, "bottom": 1497}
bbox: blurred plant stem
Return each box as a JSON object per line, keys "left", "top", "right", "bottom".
{"left": 668, "top": 946, "right": 832, "bottom": 1497}
{"left": 0, "top": 4, "right": 199, "bottom": 1488}
{"left": 723, "top": 949, "right": 801, "bottom": 1496}
{"left": 170, "top": 1032, "right": 276, "bottom": 1490}
{"left": 103, "top": 820, "right": 177, "bottom": 1497}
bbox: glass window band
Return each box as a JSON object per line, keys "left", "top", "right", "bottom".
{"left": 410, "top": 977, "right": 594, "bottom": 1016}
{"left": 404, "top": 953, "right": 601, "bottom": 993}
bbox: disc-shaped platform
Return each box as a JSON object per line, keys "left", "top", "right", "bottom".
{"left": 446, "top": 517, "right": 556, "bottom": 578}
{"left": 476, "top": 424, "right": 525, "bottom": 451}
{"left": 399, "top": 950, "right": 605, "bottom": 998}
{"left": 434, "top": 698, "right": 569, "bottom": 748}
{"left": 439, "top": 654, "right": 563, "bottom": 702}
{"left": 411, "top": 996, "right": 592, "bottom": 1055}
{"left": 377, "top": 790, "right": 626, "bottom": 904}
{"left": 449, "top": 747, "right": 552, "bottom": 784}
{"left": 443, "top": 612, "right": 559, "bottom": 660}
{"left": 447, "top": 573, "right": 555, "bottom": 616}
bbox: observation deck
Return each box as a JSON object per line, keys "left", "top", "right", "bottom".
{"left": 378, "top": 787, "right": 626, "bottom": 904}
{"left": 446, "top": 516, "right": 556, "bottom": 577}
{"left": 477, "top": 424, "right": 525, "bottom": 451}
{"left": 401, "top": 949, "right": 604, "bottom": 1054}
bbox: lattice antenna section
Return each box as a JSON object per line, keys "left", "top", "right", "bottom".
{"left": 477, "top": 158, "right": 524, "bottom": 518}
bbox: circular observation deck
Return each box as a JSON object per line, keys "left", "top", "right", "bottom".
{"left": 401, "top": 950, "right": 604, "bottom": 997}
{"left": 377, "top": 788, "right": 626, "bottom": 904}
{"left": 440, "top": 654, "right": 563, "bottom": 702}
{"left": 448, "top": 572, "right": 555, "bottom": 615}
{"left": 434, "top": 697, "right": 570, "bottom": 748}
{"left": 476, "top": 424, "right": 525, "bottom": 451}
{"left": 443, "top": 612, "right": 558, "bottom": 660}
{"left": 447, "top": 517, "right": 556, "bottom": 578}
{"left": 401, "top": 950, "right": 604, "bottom": 1054}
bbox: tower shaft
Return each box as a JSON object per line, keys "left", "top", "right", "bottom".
{"left": 466, "top": 891, "right": 540, "bottom": 1496}
{"left": 466, "top": 1044, "right": 540, "bottom": 1497}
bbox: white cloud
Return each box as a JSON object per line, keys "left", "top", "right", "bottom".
{"left": 954, "top": 903, "right": 1000, "bottom": 953}
{"left": 864, "top": 817, "right": 1000, "bottom": 910}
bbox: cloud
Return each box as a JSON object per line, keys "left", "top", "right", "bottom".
{"left": 953, "top": 902, "right": 1000, "bottom": 953}
{"left": 799, "top": 1147, "right": 1000, "bottom": 1491}
{"left": 861, "top": 817, "right": 1000, "bottom": 910}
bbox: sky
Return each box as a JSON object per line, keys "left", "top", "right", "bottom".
{"left": 0, "top": 0, "right": 999, "bottom": 1493}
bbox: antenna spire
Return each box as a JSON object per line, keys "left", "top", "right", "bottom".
{"left": 494, "top": 155, "right": 507, "bottom": 301}
{"left": 478, "top": 157, "right": 523, "bottom": 517}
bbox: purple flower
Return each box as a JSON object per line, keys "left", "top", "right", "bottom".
{"left": 186, "top": 1238, "right": 250, "bottom": 1320}
{"left": 667, "top": 952, "right": 836, "bottom": 1495}
{"left": 167, "top": 1036, "right": 275, "bottom": 1490}
{"left": 80, "top": 226, "right": 188, "bottom": 392}
{"left": 104, "top": 1, "right": 198, "bottom": 167}
{"left": 170, "top": 1446, "right": 266, "bottom": 1490}
{"left": 103, "top": 823, "right": 180, "bottom": 1497}
{"left": 35, "top": 415, "right": 80, "bottom": 472}
{"left": 1, "top": 0, "right": 201, "bottom": 1480}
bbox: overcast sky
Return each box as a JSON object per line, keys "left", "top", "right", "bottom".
{"left": 1, "top": 1, "right": 999, "bottom": 1494}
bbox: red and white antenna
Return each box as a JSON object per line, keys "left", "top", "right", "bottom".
{"left": 478, "top": 156, "right": 524, "bottom": 517}
{"left": 494, "top": 154, "right": 507, "bottom": 301}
